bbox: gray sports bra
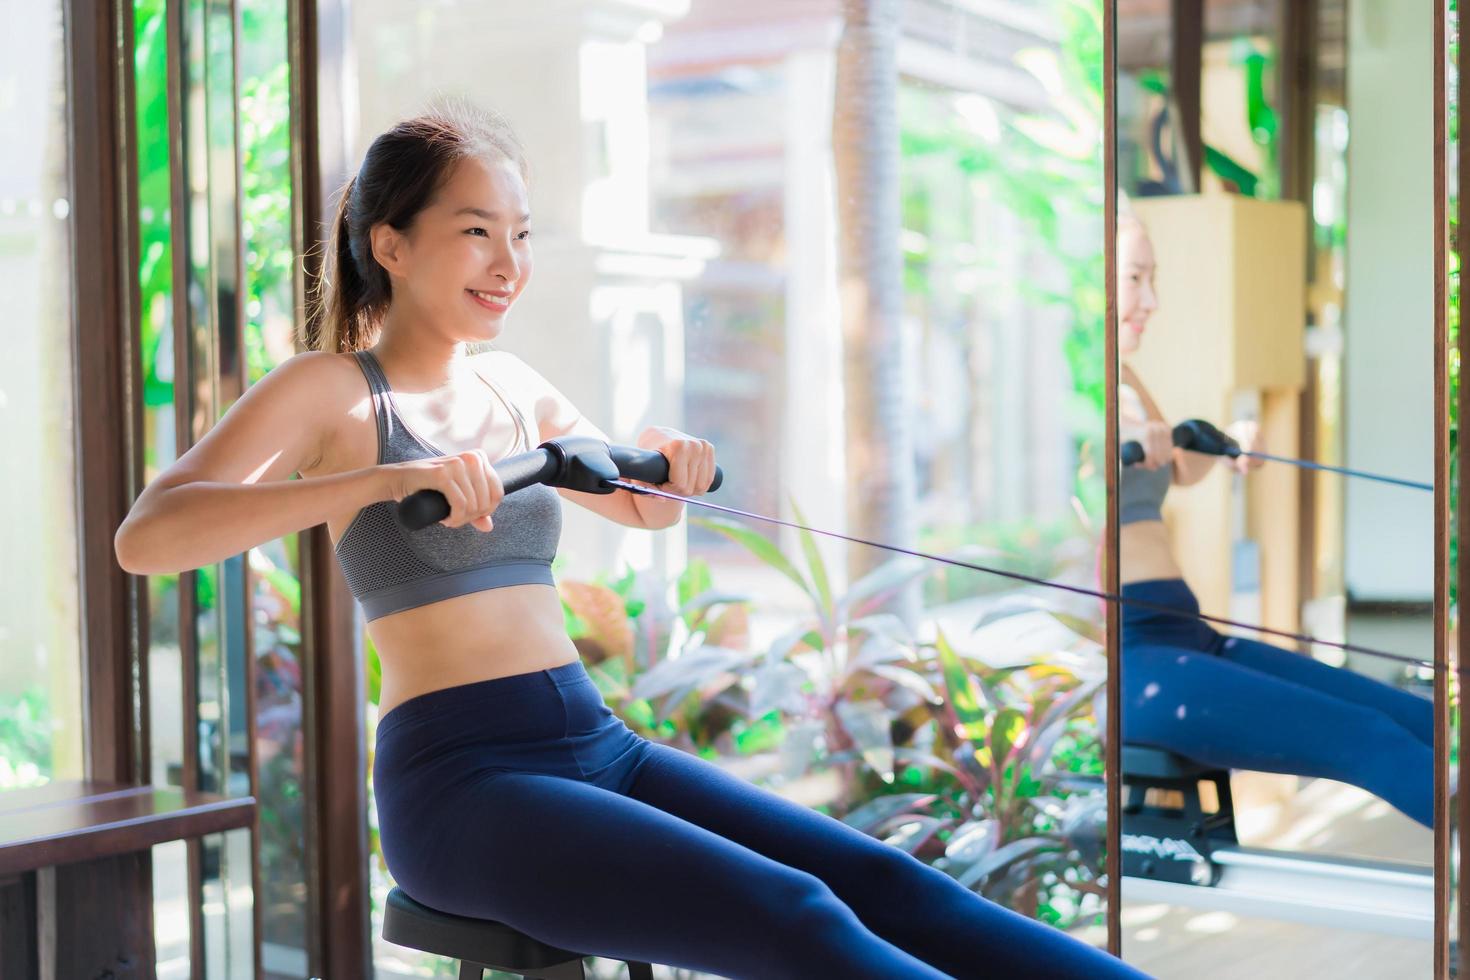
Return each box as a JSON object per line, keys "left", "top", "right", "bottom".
{"left": 334, "top": 349, "right": 563, "bottom": 621}
{"left": 1120, "top": 460, "right": 1172, "bottom": 525}
{"left": 1123, "top": 382, "right": 1170, "bottom": 525}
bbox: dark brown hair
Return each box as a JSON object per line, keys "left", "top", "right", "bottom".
{"left": 308, "top": 100, "right": 529, "bottom": 353}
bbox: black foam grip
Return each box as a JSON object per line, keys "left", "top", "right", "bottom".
{"left": 609, "top": 446, "right": 723, "bottom": 492}
{"left": 395, "top": 448, "right": 560, "bottom": 531}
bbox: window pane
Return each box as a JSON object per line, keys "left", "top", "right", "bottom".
{"left": 240, "top": 0, "right": 311, "bottom": 974}
{"left": 153, "top": 839, "right": 193, "bottom": 980}
{"left": 0, "top": 0, "right": 82, "bottom": 791}
{"left": 134, "top": 0, "right": 190, "bottom": 797}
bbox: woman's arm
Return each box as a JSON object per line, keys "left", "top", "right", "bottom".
{"left": 1170, "top": 448, "right": 1224, "bottom": 486}
{"left": 114, "top": 351, "right": 382, "bottom": 573}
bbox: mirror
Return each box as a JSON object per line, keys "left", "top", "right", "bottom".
{"left": 1114, "top": 0, "right": 1439, "bottom": 975}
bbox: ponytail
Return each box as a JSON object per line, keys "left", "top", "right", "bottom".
{"left": 309, "top": 174, "right": 388, "bottom": 353}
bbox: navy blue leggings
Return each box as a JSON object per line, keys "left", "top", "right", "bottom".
{"left": 1122, "top": 578, "right": 1434, "bottom": 827}
{"left": 373, "top": 659, "right": 1148, "bottom": 980}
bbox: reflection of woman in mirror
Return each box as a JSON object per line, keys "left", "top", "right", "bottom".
{"left": 1117, "top": 207, "right": 1435, "bottom": 828}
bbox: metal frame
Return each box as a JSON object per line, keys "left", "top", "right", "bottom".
{"left": 1102, "top": 0, "right": 1121, "bottom": 958}
{"left": 1454, "top": 0, "right": 1470, "bottom": 973}
{"left": 1432, "top": 5, "right": 1450, "bottom": 978}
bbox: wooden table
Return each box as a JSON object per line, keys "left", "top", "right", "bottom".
{"left": 0, "top": 781, "right": 255, "bottom": 979}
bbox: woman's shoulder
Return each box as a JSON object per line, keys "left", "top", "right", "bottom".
{"left": 259, "top": 350, "right": 380, "bottom": 434}
{"left": 274, "top": 351, "right": 381, "bottom": 478}
{"left": 270, "top": 347, "right": 362, "bottom": 376}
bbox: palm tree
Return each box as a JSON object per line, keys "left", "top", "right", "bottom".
{"left": 833, "top": 0, "right": 919, "bottom": 625}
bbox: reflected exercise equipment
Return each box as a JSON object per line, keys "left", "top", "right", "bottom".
{"left": 1115, "top": 419, "right": 1435, "bottom": 937}
{"left": 1122, "top": 420, "right": 1433, "bottom": 493}
{"left": 1118, "top": 743, "right": 1434, "bottom": 940}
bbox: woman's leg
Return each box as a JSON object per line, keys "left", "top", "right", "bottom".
{"left": 392, "top": 768, "right": 952, "bottom": 980}
{"left": 1214, "top": 633, "right": 1434, "bottom": 748}
{"left": 1124, "top": 643, "right": 1433, "bottom": 826}
{"left": 624, "top": 742, "right": 1149, "bottom": 980}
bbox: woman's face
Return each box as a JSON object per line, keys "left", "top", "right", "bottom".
{"left": 374, "top": 155, "right": 534, "bottom": 343}
{"left": 1117, "top": 221, "right": 1157, "bottom": 356}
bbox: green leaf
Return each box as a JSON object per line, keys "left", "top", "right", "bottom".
{"left": 840, "top": 793, "right": 938, "bottom": 834}
{"left": 676, "top": 589, "right": 750, "bottom": 622}
{"left": 848, "top": 633, "right": 917, "bottom": 674}
{"left": 676, "top": 559, "right": 713, "bottom": 617}
{"left": 629, "top": 646, "right": 756, "bottom": 703}
{"left": 957, "top": 837, "right": 1058, "bottom": 889}
{"left": 732, "top": 712, "right": 785, "bottom": 755}
{"left": 260, "top": 565, "right": 300, "bottom": 616}
{"left": 750, "top": 661, "right": 808, "bottom": 718}
{"left": 692, "top": 517, "right": 813, "bottom": 601}
{"left": 990, "top": 707, "right": 1028, "bottom": 769}
{"left": 836, "top": 699, "right": 894, "bottom": 782}
{"left": 586, "top": 659, "right": 632, "bottom": 701}
{"left": 364, "top": 634, "right": 382, "bottom": 707}
{"left": 883, "top": 815, "right": 947, "bottom": 854}
{"left": 790, "top": 498, "right": 833, "bottom": 620}
{"left": 867, "top": 663, "right": 941, "bottom": 704}
{"left": 839, "top": 556, "right": 931, "bottom": 619}
{"left": 935, "top": 629, "right": 988, "bottom": 736}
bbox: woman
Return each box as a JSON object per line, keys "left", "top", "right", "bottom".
{"left": 115, "top": 104, "right": 1147, "bottom": 979}
{"left": 1118, "top": 209, "right": 1434, "bottom": 828}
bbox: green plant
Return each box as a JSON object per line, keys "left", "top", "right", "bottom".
{"left": 931, "top": 629, "right": 1103, "bottom": 921}
{"left": 558, "top": 559, "right": 754, "bottom": 755}
{"left": 563, "top": 500, "right": 1106, "bottom": 926}
{"left": 673, "top": 502, "right": 941, "bottom": 798}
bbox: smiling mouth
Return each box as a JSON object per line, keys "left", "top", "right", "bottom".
{"left": 467, "top": 288, "right": 511, "bottom": 311}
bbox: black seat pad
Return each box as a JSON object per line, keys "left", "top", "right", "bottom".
{"left": 1122, "top": 744, "right": 1226, "bottom": 779}
{"left": 382, "top": 887, "right": 585, "bottom": 969}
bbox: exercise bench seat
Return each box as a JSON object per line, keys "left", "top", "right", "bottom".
{"left": 382, "top": 886, "right": 656, "bottom": 980}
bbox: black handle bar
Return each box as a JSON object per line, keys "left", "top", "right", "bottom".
{"left": 396, "top": 436, "right": 725, "bottom": 531}
{"left": 1121, "top": 419, "right": 1240, "bottom": 467}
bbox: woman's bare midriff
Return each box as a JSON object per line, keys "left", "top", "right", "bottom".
{"left": 367, "top": 586, "right": 580, "bottom": 719}
{"left": 1120, "top": 519, "right": 1184, "bottom": 585}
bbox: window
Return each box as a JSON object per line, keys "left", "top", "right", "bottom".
{"left": 0, "top": 0, "right": 83, "bottom": 793}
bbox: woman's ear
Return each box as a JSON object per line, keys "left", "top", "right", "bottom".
{"left": 369, "top": 222, "right": 407, "bottom": 276}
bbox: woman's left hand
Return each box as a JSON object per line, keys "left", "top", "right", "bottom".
{"left": 636, "top": 426, "right": 717, "bottom": 497}
{"left": 1226, "top": 420, "right": 1267, "bottom": 474}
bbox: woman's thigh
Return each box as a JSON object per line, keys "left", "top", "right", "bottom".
{"left": 1123, "top": 643, "right": 1432, "bottom": 825}
{"left": 1214, "top": 633, "right": 1433, "bottom": 747}
{"left": 625, "top": 742, "right": 1154, "bottom": 980}
{"left": 383, "top": 767, "right": 950, "bottom": 980}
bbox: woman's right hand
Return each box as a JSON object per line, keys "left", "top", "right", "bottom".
{"left": 1136, "top": 419, "right": 1174, "bottom": 471}
{"left": 382, "top": 451, "right": 504, "bottom": 531}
